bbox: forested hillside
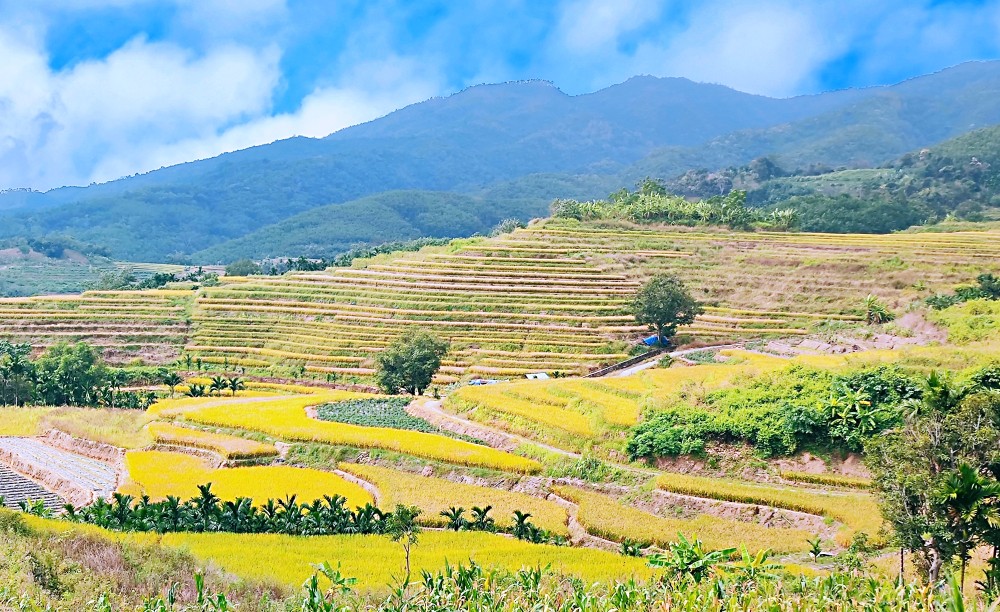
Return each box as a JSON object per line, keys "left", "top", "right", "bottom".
{"left": 3, "top": 62, "right": 1000, "bottom": 262}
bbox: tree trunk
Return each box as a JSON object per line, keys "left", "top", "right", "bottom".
{"left": 899, "top": 548, "right": 904, "bottom": 585}
{"left": 928, "top": 545, "right": 943, "bottom": 584}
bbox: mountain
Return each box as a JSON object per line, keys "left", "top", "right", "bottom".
{"left": 3, "top": 62, "right": 1000, "bottom": 261}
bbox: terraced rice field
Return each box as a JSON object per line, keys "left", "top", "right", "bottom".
{"left": 0, "top": 289, "right": 193, "bottom": 364}
{"left": 339, "top": 463, "right": 568, "bottom": 535}
{"left": 552, "top": 485, "right": 813, "bottom": 554}
{"left": 655, "top": 472, "right": 884, "bottom": 547}
{"left": 447, "top": 350, "right": 790, "bottom": 447}
{"left": 122, "top": 450, "right": 373, "bottom": 507}
{"left": 147, "top": 422, "right": 278, "bottom": 460}
{"left": 0, "top": 465, "right": 64, "bottom": 512}
{"left": 0, "top": 437, "right": 118, "bottom": 500}
{"left": 164, "top": 389, "right": 542, "bottom": 473}
{"left": 181, "top": 220, "right": 999, "bottom": 380}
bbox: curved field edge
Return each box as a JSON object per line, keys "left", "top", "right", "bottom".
{"left": 159, "top": 390, "right": 542, "bottom": 473}
{"left": 339, "top": 462, "right": 569, "bottom": 535}
{"left": 552, "top": 485, "right": 814, "bottom": 554}
{"left": 121, "top": 450, "right": 374, "bottom": 508}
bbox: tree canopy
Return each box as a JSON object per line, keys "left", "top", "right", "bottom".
{"left": 630, "top": 274, "right": 703, "bottom": 346}
{"left": 374, "top": 333, "right": 449, "bottom": 395}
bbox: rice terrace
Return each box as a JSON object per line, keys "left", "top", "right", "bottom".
{"left": 4, "top": 4, "right": 1000, "bottom": 610}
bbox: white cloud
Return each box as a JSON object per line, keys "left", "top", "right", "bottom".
{"left": 0, "top": 28, "right": 280, "bottom": 189}
{"left": 639, "top": 2, "right": 844, "bottom": 97}
{"left": 557, "top": 0, "right": 663, "bottom": 54}
{"left": 111, "top": 55, "right": 442, "bottom": 180}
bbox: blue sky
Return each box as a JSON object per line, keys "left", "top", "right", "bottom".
{"left": 2, "top": 0, "right": 1000, "bottom": 190}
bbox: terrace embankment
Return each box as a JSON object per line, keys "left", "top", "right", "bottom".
{"left": 0, "top": 437, "right": 120, "bottom": 506}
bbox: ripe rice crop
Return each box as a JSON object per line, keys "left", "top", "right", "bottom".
{"left": 123, "top": 450, "right": 373, "bottom": 507}
{"left": 552, "top": 485, "right": 812, "bottom": 554}
{"left": 157, "top": 530, "right": 652, "bottom": 591}
{"left": 655, "top": 473, "right": 884, "bottom": 547}
{"left": 41, "top": 407, "right": 155, "bottom": 449}
{"left": 779, "top": 471, "right": 871, "bottom": 490}
{"left": 340, "top": 463, "right": 568, "bottom": 535}
{"left": 147, "top": 422, "right": 278, "bottom": 460}
{"left": 179, "top": 393, "right": 542, "bottom": 473}
{"left": 0, "top": 406, "right": 52, "bottom": 436}
{"left": 450, "top": 387, "right": 594, "bottom": 436}
{"left": 148, "top": 393, "right": 281, "bottom": 418}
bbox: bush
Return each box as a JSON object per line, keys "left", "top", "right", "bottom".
{"left": 627, "top": 365, "right": 920, "bottom": 459}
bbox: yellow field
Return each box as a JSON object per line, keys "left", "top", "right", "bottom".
{"left": 0, "top": 406, "right": 52, "bottom": 436}
{"left": 340, "top": 463, "right": 568, "bottom": 535}
{"left": 655, "top": 473, "right": 884, "bottom": 547}
{"left": 176, "top": 392, "right": 542, "bottom": 473}
{"left": 122, "top": 450, "right": 373, "bottom": 507}
{"left": 148, "top": 392, "right": 287, "bottom": 417}
{"left": 160, "top": 530, "right": 653, "bottom": 591}
{"left": 147, "top": 422, "right": 278, "bottom": 459}
{"left": 451, "top": 386, "right": 595, "bottom": 436}
{"left": 447, "top": 350, "right": 789, "bottom": 445}
{"left": 40, "top": 407, "right": 155, "bottom": 449}
{"left": 552, "top": 485, "right": 812, "bottom": 553}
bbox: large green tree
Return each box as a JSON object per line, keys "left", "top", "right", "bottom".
{"left": 34, "top": 342, "right": 108, "bottom": 406}
{"left": 631, "top": 274, "right": 703, "bottom": 346}
{"left": 374, "top": 333, "right": 448, "bottom": 395}
{"left": 865, "top": 374, "right": 1000, "bottom": 583}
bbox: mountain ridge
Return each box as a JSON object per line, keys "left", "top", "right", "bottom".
{"left": 3, "top": 61, "right": 1000, "bottom": 261}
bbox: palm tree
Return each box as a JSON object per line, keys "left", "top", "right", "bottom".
{"left": 192, "top": 483, "right": 220, "bottom": 532}
{"left": 470, "top": 505, "right": 495, "bottom": 532}
{"left": 226, "top": 376, "right": 245, "bottom": 397}
{"left": 440, "top": 506, "right": 467, "bottom": 531}
{"left": 512, "top": 510, "right": 532, "bottom": 540}
{"left": 209, "top": 376, "right": 227, "bottom": 397}
{"left": 939, "top": 463, "right": 1000, "bottom": 589}
{"left": 163, "top": 372, "right": 183, "bottom": 397}
{"left": 187, "top": 383, "right": 206, "bottom": 397}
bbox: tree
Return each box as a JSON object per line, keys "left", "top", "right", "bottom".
{"left": 938, "top": 463, "right": 1000, "bottom": 589}
{"left": 631, "top": 275, "right": 703, "bottom": 346}
{"left": 374, "top": 333, "right": 449, "bottom": 395}
{"left": 385, "top": 505, "right": 421, "bottom": 582}
{"left": 0, "top": 340, "right": 35, "bottom": 406}
{"left": 33, "top": 342, "right": 108, "bottom": 406}
{"left": 163, "top": 372, "right": 183, "bottom": 398}
{"left": 224, "top": 259, "right": 260, "bottom": 276}
{"left": 440, "top": 507, "right": 467, "bottom": 531}
{"left": 226, "top": 376, "right": 245, "bottom": 397}
{"left": 865, "top": 379, "right": 1000, "bottom": 583}
{"left": 209, "top": 376, "right": 227, "bottom": 397}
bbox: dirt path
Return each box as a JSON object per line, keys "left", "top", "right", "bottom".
{"left": 613, "top": 343, "right": 750, "bottom": 377}
{"left": 407, "top": 399, "right": 581, "bottom": 458}
{"left": 332, "top": 469, "right": 382, "bottom": 506}
{"left": 547, "top": 492, "right": 620, "bottom": 552}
